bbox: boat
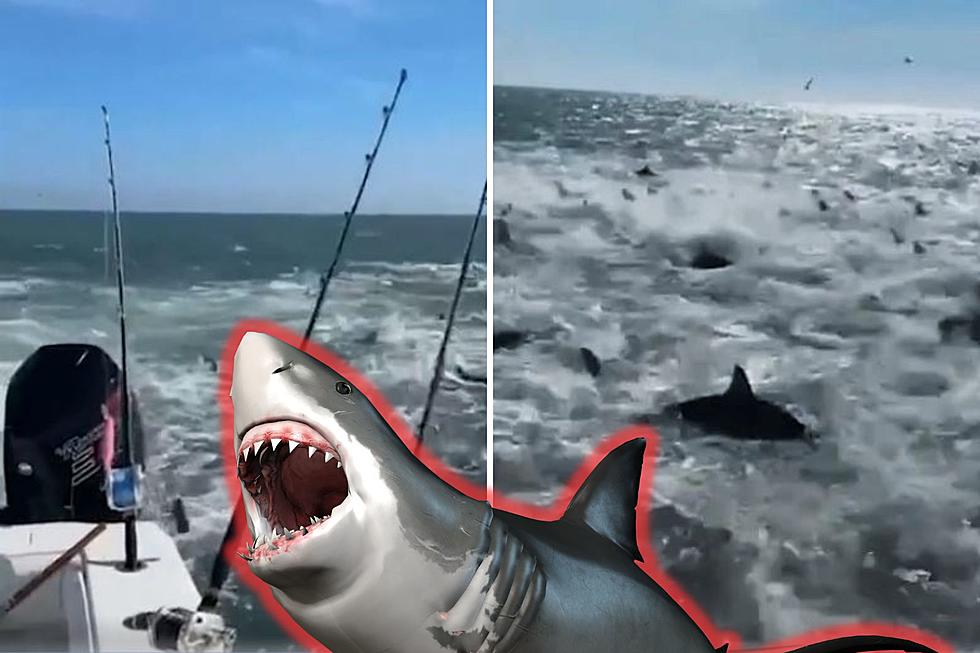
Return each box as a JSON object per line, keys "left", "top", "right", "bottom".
{"left": 0, "top": 105, "right": 235, "bottom": 652}
{"left": 0, "top": 343, "right": 235, "bottom": 652}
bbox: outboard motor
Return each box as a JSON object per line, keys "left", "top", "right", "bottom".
{"left": 0, "top": 343, "right": 145, "bottom": 525}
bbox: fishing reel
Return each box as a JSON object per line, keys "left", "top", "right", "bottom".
{"left": 124, "top": 607, "right": 237, "bottom": 652}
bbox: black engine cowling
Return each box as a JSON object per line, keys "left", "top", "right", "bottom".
{"left": 0, "top": 343, "right": 145, "bottom": 525}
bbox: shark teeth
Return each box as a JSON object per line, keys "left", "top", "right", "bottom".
{"left": 237, "top": 422, "right": 348, "bottom": 553}
{"left": 246, "top": 515, "right": 337, "bottom": 557}
{"left": 240, "top": 432, "right": 338, "bottom": 463}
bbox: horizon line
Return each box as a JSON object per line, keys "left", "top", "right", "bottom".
{"left": 0, "top": 207, "right": 471, "bottom": 218}
{"left": 492, "top": 82, "right": 980, "bottom": 116}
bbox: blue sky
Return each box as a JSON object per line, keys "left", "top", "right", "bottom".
{"left": 495, "top": 0, "right": 980, "bottom": 109}
{"left": 0, "top": 0, "right": 486, "bottom": 213}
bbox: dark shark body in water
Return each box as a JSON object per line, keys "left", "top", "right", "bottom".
{"left": 229, "top": 331, "right": 939, "bottom": 653}
{"left": 666, "top": 365, "right": 812, "bottom": 444}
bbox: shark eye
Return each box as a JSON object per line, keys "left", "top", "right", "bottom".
{"left": 335, "top": 381, "right": 352, "bottom": 395}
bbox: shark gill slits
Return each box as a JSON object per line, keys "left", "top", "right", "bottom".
{"left": 335, "top": 381, "right": 352, "bottom": 395}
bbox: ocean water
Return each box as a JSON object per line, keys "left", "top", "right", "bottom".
{"left": 0, "top": 210, "right": 487, "bottom": 651}
{"left": 493, "top": 85, "right": 980, "bottom": 650}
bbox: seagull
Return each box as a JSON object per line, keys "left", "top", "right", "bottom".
{"left": 804, "top": 77, "right": 814, "bottom": 91}
{"left": 904, "top": 56, "right": 914, "bottom": 64}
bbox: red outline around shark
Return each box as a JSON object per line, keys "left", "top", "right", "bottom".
{"left": 218, "top": 319, "right": 954, "bottom": 653}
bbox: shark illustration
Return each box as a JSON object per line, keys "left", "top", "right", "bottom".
{"left": 222, "top": 322, "right": 949, "bottom": 653}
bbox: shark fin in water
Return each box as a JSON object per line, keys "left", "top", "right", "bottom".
{"left": 562, "top": 438, "right": 645, "bottom": 560}
{"left": 724, "top": 365, "right": 754, "bottom": 402}
{"left": 782, "top": 635, "right": 939, "bottom": 653}
{"left": 714, "top": 633, "right": 938, "bottom": 653}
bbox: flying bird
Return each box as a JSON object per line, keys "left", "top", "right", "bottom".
{"left": 804, "top": 77, "right": 814, "bottom": 91}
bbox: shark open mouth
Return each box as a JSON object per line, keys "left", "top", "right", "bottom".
{"left": 236, "top": 420, "right": 349, "bottom": 551}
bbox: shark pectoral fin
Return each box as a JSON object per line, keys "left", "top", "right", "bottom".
{"left": 724, "top": 365, "right": 755, "bottom": 401}
{"left": 562, "top": 438, "right": 645, "bottom": 560}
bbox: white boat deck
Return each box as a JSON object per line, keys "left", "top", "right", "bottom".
{"left": 0, "top": 520, "right": 201, "bottom": 652}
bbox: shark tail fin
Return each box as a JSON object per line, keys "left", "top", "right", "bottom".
{"left": 724, "top": 365, "right": 754, "bottom": 401}
{"left": 562, "top": 438, "right": 645, "bottom": 560}
{"left": 779, "top": 635, "right": 940, "bottom": 653}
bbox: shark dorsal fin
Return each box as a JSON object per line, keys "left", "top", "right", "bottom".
{"left": 563, "top": 438, "right": 645, "bottom": 560}
{"left": 724, "top": 365, "right": 754, "bottom": 401}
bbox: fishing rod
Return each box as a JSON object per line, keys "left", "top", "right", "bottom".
{"left": 416, "top": 181, "right": 487, "bottom": 449}
{"left": 199, "top": 68, "right": 409, "bottom": 611}
{"left": 201, "top": 184, "right": 486, "bottom": 607}
{"left": 303, "top": 67, "right": 409, "bottom": 346}
{"left": 103, "top": 210, "right": 111, "bottom": 281}
{"left": 101, "top": 105, "right": 140, "bottom": 572}
{"left": 0, "top": 524, "right": 107, "bottom": 618}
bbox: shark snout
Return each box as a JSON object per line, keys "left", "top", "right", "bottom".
{"left": 231, "top": 332, "right": 303, "bottom": 433}
{"left": 231, "top": 333, "right": 358, "bottom": 564}
{"left": 231, "top": 332, "right": 355, "bottom": 437}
